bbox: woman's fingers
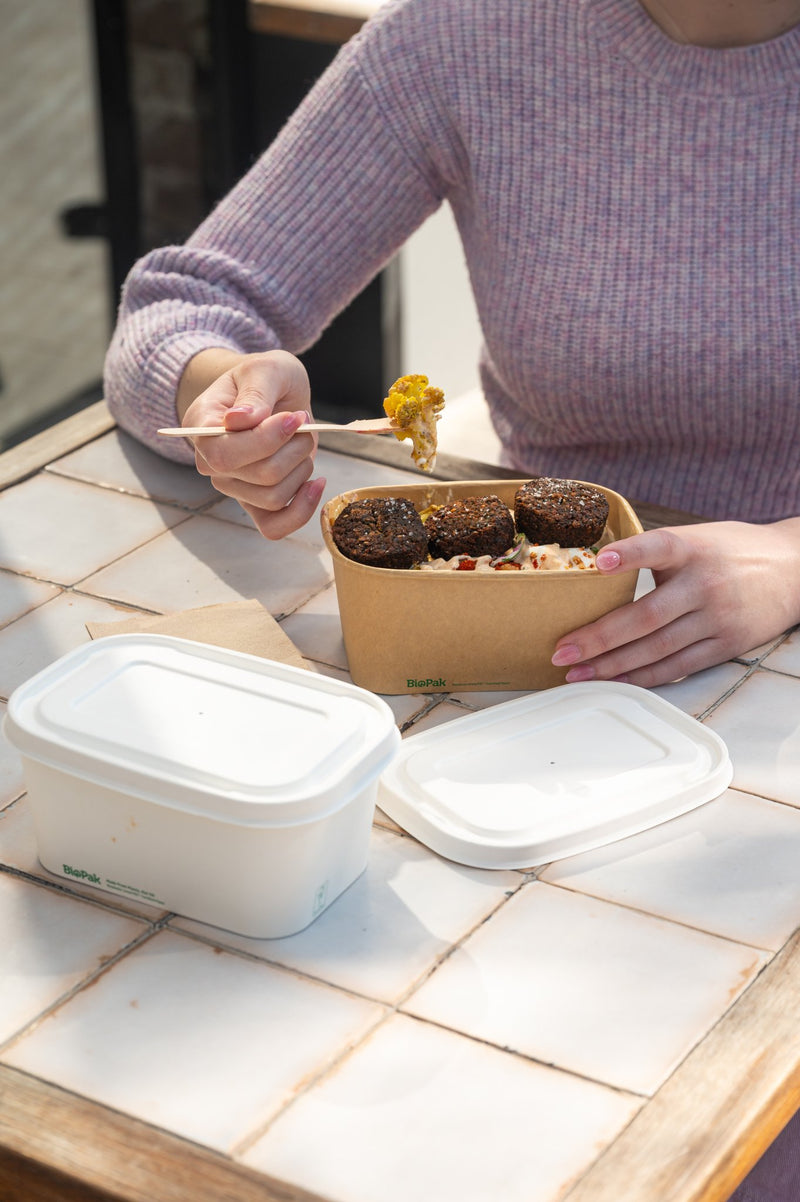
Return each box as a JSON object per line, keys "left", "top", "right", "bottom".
{"left": 594, "top": 526, "right": 692, "bottom": 576}
{"left": 198, "top": 410, "right": 323, "bottom": 535}
{"left": 549, "top": 518, "right": 800, "bottom": 687}
{"left": 176, "top": 349, "right": 324, "bottom": 540}
{"left": 209, "top": 454, "right": 316, "bottom": 512}
{"left": 554, "top": 568, "right": 697, "bottom": 663}
{"left": 603, "top": 636, "right": 731, "bottom": 688}
{"left": 221, "top": 403, "right": 262, "bottom": 432}
{"left": 557, "top": 606, "right": 714, "bottom": 683}
{"left": 550, "top": 527, "right": 719, "bottom": 686}
{"left": 185, "top": 347, "right": 309, "bottom": 425}
{"left": 194, "top": 410, "right": 311, "bottom": 474}
{"left": 241, "top": 477, "right": 327, "bottom": 541}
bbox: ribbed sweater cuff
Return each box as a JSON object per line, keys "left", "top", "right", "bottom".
{"left": 106, "top": 331, "right": 245, "bottom": 464}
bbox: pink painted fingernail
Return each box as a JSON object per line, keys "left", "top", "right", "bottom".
{"left": 228, "top": 405, "right": 254, "bottom": 416}
{"left": 596, "top": 549, "right": 621, "bottom": 571}
{"left": 282, "top": 411, "right": 305, "bottom": 433}
{"left": 551, "top": 644, "right": 581, "bottom": 667}
{"left": 566, "top": 664, "right": 596, "bottom": 683}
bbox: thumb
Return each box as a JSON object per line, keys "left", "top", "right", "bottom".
{"left": 222, "top": 404, "right": 265, "bottom": 433}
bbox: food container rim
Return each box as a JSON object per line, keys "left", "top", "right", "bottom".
{"left": 321, "top": 477, "right": 643, "bottom": 578}
{"left": 4, "top": 634, "right": 400, "bottom": 826}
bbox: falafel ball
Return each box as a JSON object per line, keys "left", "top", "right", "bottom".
{"left": 332, "top": 497, "right": 428, "bottom": 569}
{"left": 425, "top": 495, "right": 516, "bottom": 560}
{"left": 514, "top": 478, "right": 609, "bottom": 546}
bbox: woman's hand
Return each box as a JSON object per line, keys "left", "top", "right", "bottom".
{"left": 551, "top": 519, "right": 800, "bottom": 687}
{"left": 179, "top": 348, "right": 325, "bottom": 540}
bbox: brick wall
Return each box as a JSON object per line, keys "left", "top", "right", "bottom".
{"left": 126, "top": 0, "right": 210, "bottom": 248}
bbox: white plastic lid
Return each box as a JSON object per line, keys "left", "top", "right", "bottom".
{"left": 377, "top": 681, "right": 732, "bottom": 868}
{"left": 5, "top": 634, "right": 400, "bottom": 825}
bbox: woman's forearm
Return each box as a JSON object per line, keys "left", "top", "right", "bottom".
{"left": 176, "top": 348, "right": 249, "bottom": 421}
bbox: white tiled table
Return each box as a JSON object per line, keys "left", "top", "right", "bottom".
{"left": 1, "top": 403, "right": 800, "bottom": 1202}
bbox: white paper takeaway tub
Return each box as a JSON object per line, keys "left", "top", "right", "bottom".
{"left": 321, "top": 479, "right": 643, "bottom": 694}
{"left": 3, "top": 634, "right": 400, "bottom": 938}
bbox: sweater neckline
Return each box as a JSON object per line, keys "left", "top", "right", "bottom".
{"left": 582, "top": 0, "right": 800, "bottom": 95}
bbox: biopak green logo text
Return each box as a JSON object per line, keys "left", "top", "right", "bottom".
{"left": 406, "top": 677, "right": 446, "bottom": 688}
{"left": 63, "top": 863, "right": 101, "bottom": 884}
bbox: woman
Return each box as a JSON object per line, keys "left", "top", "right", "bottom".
{"left": 105, "top": 8, "right": 800, "bottom": 1191}
{"left": 105, "top": 0, "right": 800, "bottom": 698}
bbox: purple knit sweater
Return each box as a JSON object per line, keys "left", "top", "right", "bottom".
{"left": 104, "top": 0, "right": 800, "bottom": 522}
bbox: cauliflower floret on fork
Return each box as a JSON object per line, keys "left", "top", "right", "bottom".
{"left": 382, "top": 374, "right": 445, "bottom": 473}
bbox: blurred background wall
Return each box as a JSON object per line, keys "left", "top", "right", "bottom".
{"left": 0, "top": 0, "right": 480, "bottom": 452}
{"left": 1, "top": 0, "right": 108, "bottom": 450}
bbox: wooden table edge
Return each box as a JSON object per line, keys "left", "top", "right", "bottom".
{"left": 3, "top": 931, "right": 799, "bottom": 1202}
{"left": 0, "top": 1063, "right": 329, "bottom": 1202}
{"left": 0, "top": 406, "right": 703, "bottom": 534}
{"left": 318, "top": 432, "right": 708, "bottom": 529}
{"left": 247, "top": 1, "right": 367, "bottom": 44}
{"left": 561, "top": 928, "right": 800, "bottom": 1202}
{"left": 0, "top": 401, "right": 116, "bottom": 491}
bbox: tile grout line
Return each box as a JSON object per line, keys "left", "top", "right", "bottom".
{"left": 538, "top": 876, "right": 783, "bottom": 956}
{"left": 226, "top": 872, "right": 532, "bottom": 1159}
{"left": 42, "top": 460, "right": 224, "bottom": 514}
{"left": 229, "top": 998, "right": 649, "bottom": 1162}
{"left": 0, "top": 858, "right": 171, "bottom": 925}
{"left": 0, "top": 920, "right": 166, "bottom": 1058}
{"left": 696, "top": 659, "right": 770, "bottom": 722}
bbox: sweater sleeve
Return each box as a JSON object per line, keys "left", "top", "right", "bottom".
{"left": 103, "top": 1, "right": 452, "bottom": 460}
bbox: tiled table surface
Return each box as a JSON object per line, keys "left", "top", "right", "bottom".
{"left": 1, "top": 416, "right": 800, "bottom": 1202}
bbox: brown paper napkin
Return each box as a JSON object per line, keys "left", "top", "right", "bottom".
{"left": 85, "top": 599, "right": 314, "bottom": 672}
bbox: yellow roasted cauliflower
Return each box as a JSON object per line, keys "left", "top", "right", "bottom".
{"left": 383, "top": 374, "right": 445, "bottom": 473}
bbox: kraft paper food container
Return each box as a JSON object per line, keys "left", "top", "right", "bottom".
{"left": 321, "top": 479, "right": 643, "bottom": 694}
{"left": 3, "top": 634, "right": 400, "bottom": 938}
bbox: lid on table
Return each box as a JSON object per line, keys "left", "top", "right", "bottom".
{"left": 5, "top": 634, "right": 399, "bottom": 824}
{"left": 377, "top": 681, "right": 732, "bottom": 868}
